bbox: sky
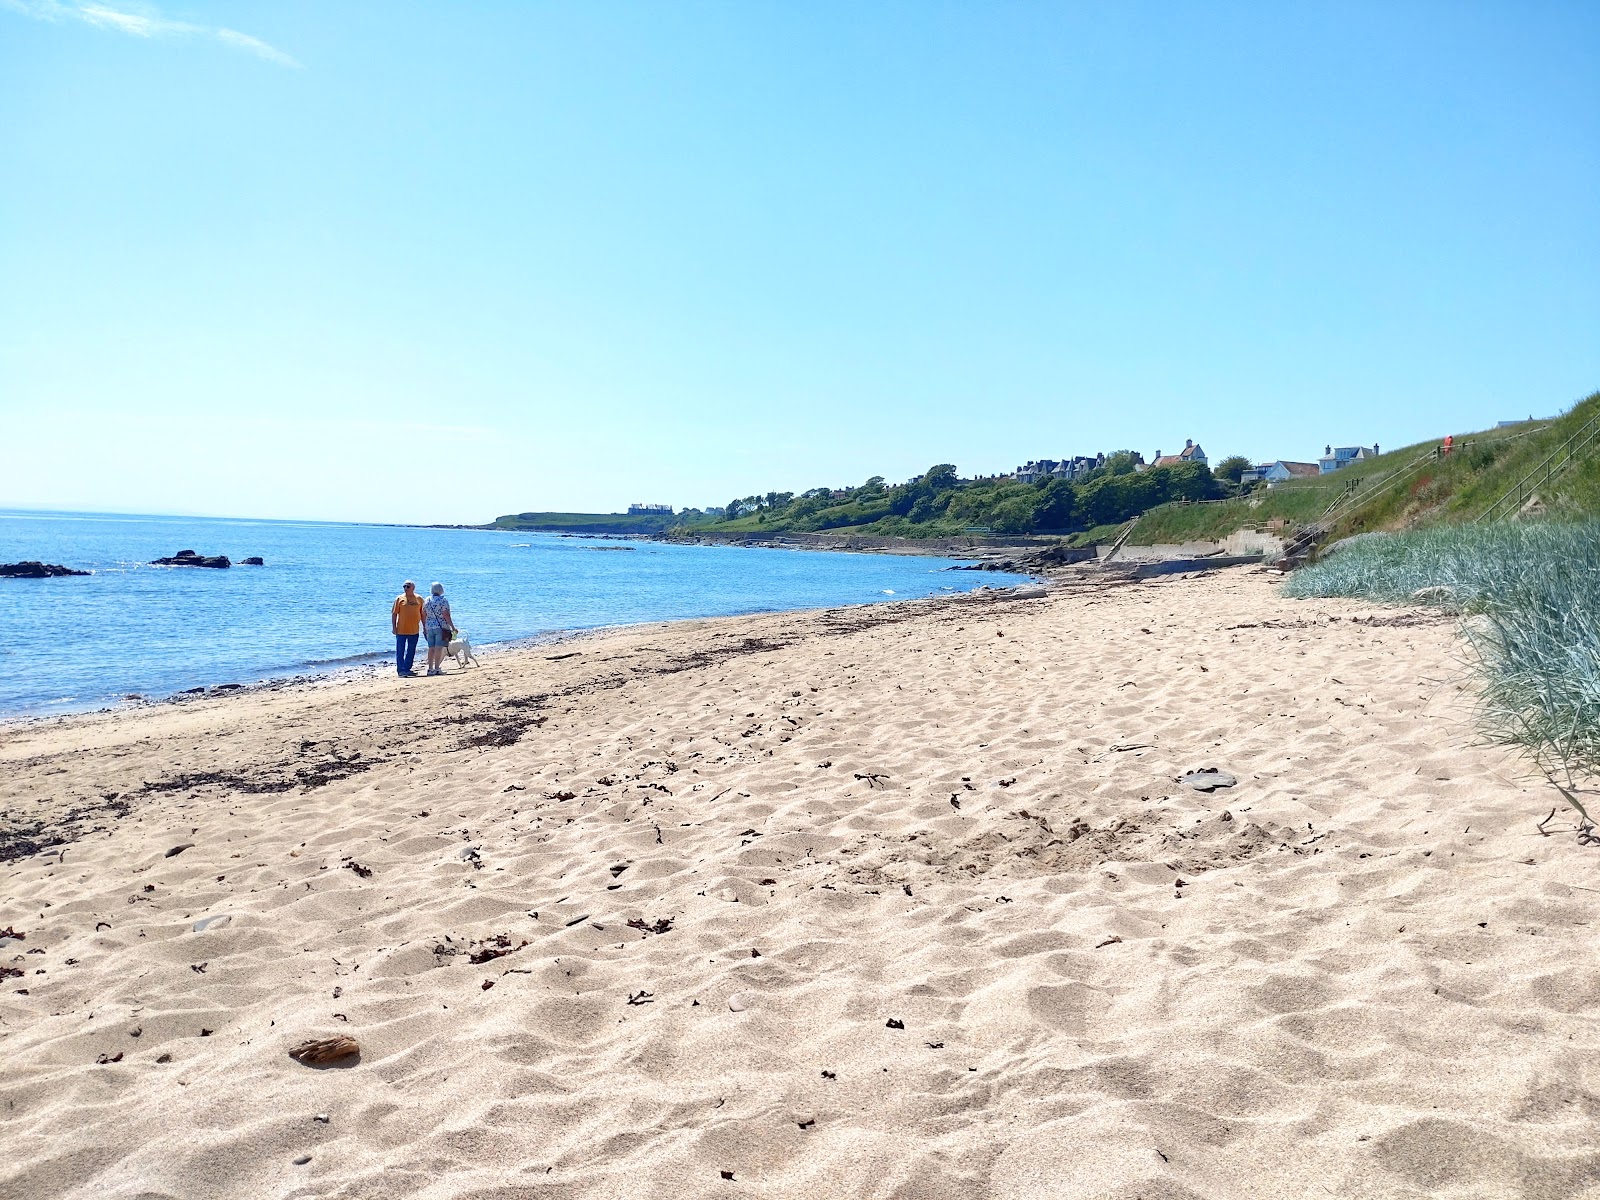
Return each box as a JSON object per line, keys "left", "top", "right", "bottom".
{"left": 1, "top": 1, "right": 1596, "bottom": 525}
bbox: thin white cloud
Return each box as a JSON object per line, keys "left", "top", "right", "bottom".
{"left": 216, "top": 27, "right": 299, "bottom": 68}
{"left": 77, "top": 4, "right": 185, "bottom": 36}
{"left": 4, "top": 0, "right": 301, "bottom": 68}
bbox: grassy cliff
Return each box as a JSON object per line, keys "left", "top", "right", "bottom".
{"left": 490, "top": 390, "right": 1597, "bottom": 548}
{"left": 1128, "top": 390, "right": 1600, "bottom": 546}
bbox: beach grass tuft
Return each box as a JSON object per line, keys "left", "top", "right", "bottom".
{"left": 1285, "top": 521, "right": 1600, "bottom": 794}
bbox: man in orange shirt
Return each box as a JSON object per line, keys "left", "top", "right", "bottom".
{"left": 391, "top": 580, "right": 425, "bottom": 677}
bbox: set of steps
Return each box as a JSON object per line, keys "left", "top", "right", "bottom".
{"left": 1099, "top": 515, "right": 1141, "bottom": 563}
{"left": 1277, "top": 521, "right": 1329, "bottom": 569}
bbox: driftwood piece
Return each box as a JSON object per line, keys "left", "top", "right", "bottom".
{"left": 288, "top": 1036, "right": 360, "bottom": 1066}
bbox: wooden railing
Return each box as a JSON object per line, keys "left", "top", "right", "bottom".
{"left": 1476, "top": 408, "right": 1600, "bottom": 523}
{"left": 1320, "top": 450, "right": 1436, "bottom": 519}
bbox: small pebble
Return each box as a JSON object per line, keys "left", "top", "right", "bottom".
{"left": 728, "top": 992, "right": 748, "bottom": 1012}
{"left": 293, "top": 1154, "right": 311, "bottom": 1165}
{"left": 313, "top": 1114, "right": 330, "bottom": 1124}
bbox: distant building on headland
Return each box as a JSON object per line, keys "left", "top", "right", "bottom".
{"left": 1149, "top": 439, "right": 1207, "bottom": 468}
{"left": 627, "top": 503, "right": 674, "bottom": 515}
{"left": 1318, "top": 444, "right": 1379, "bottom": 473}
{"left": 1012, "top": 453, "right": 1110, "bottom": 484}
{"left": 1249, "top": 460, "right": 1320, "bottom": 484}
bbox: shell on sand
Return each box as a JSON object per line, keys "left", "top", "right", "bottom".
{"left": 288, "top": 1036, "right": 360, "bottom": 1066}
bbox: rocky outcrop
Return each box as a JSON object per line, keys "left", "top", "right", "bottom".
{"left": 0, "top": 561, "right": 90, "bottom": 578}
{"left": 949, "top": 543, "right": 1096, "bottom": 574}
{"left": 151, "top": 550, "right": 231, "bottom": 569}
{"left": 241, "top": 557, "right": 265, "bottom": 566}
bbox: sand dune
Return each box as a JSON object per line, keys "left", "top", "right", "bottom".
{"left": 3, "top": 568, "right": 1598, "bottom": 1199}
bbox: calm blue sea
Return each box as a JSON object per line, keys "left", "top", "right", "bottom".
{"left": 0, "top": 510, "right": 1028, "bottom": 718}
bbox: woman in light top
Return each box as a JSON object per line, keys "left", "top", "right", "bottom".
{"left": 422, "top": 581, "right": 455, "bottom": 676}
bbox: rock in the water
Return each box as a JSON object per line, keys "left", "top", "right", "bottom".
{"left": 0, "top": 561, "right": 89, "bottom": 578}
{"left": 151, "top": 550, "right": 231, "bottom": 568}
{"left": 1181, "top": 768, "right": 1237, "bottom": 792}
{"left": 241, "top": 556, "right": 265, "bottom": 566}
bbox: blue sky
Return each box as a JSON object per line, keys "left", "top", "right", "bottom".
{"left": 2, "top": 1, "right": 1595, "bottom": 524}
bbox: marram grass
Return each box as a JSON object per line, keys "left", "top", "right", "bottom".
{"left": 1285, "top": 521, "right": 1600, "bottom": 794}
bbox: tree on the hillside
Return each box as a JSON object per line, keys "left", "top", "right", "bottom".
{"left": 1102, "top": 450, "right": 1142, "bottom": 476}
{"left": 988, "top": 494, "right": 1039, "bottom": 535}
{"left": 1214, "top": 455, "right": 1252, "bottom": 485}
{"left": 1079, "top": 470, "right": 1159, "bottom": 525}
{"left": 1034, "top": 477, "right": 1076, "bottom": 529}
{"left": 889, "top": 465, "right": 961, "bottom": 518}
{"left": 1162, "top": 461, "right": 1219, "bottom": 502}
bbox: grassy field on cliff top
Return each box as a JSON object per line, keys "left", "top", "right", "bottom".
{"left": 1129, "top": 390, "right": 1600, "bottom": 545}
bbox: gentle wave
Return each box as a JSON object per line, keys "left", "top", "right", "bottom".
{"left": 301, "top": 652, "right": 391, "bottom": 667}
{"left": 0, "top": 511, "right": 1033, "bottom": 716}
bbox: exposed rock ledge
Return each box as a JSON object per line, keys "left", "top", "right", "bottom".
{"left": 0, "top": 561, "right": 90, "bottom": 578}
{"left": 151, "top": 550, "right": 231, "bottom": 569}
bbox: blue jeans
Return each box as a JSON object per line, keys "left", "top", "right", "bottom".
{"left": 395, "top": 634, "right": 419, "bottom": 676}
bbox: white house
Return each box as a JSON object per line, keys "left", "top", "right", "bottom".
{"left": 1261, "top": 460, "right": 1321, "bottom": 483}
{"left": 1318, "top": 444, "right": 1379, "bottom": 474}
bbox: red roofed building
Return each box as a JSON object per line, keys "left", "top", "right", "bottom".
{"left": 1150, "top": 439, "right": 1207, "bottom": 468}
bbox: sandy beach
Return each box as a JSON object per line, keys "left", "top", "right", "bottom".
{"left": 3, "top": 566, "right": 1597, "bottom": 1200}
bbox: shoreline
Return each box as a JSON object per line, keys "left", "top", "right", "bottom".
{"left": 0, "top": 620, "right": 610, "bottom": 733}
{"left": 4, "top": 566, "right": 1592, "bottom": 1197}
{"left": 0, "top": 575, "right": 1054, "bottom": 734}
{"left": 0, "top": 539, "right": 1039, "bottom": 724}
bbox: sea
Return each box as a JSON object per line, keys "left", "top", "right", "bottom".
{"left": 0, "top": 510, "right": 1031, "bottom": 719}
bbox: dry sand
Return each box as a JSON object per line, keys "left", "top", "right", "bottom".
{"left": 3, "top": 568, "right": 1598, "bottom": 1199}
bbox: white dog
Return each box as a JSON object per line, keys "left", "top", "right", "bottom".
{"left": 446, "top": 631, "right": 480, "bottom": 669}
